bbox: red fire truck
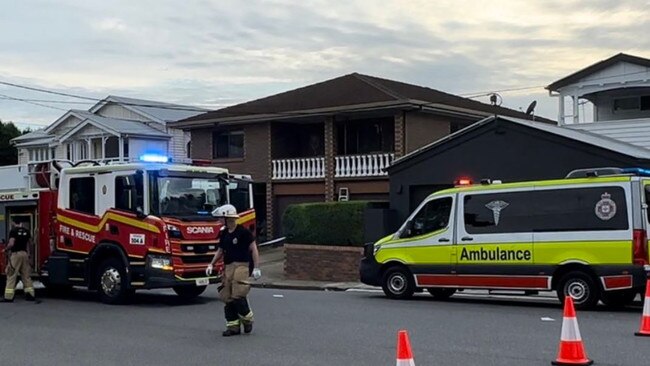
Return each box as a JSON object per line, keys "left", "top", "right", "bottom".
{"left": 0, "top": 156, "right": 255, "bottom": 304}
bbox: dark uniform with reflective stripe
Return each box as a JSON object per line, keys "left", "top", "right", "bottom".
{"left": 218, "top": 225, "right": 254, "bottom": 334}
{"left": 4, "top": 226, "right": 35, "bottom": 301}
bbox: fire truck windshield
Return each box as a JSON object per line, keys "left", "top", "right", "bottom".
{"left": 153, "top": 175, "right": 227, "bottom": 218}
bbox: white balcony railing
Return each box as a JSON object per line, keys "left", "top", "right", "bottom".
{"left": 272, "top": 153, "right": 395, "bottom": 180}
{"left": 272, "top": 157, "right": 325, "bottom": 180}
{"left": 335, "top": 153, "right": 394, "bottom": 177}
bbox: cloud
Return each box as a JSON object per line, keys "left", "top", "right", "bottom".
{"left": 93, "top": 18, "right": 128, "bottom": 32}
{"left": 0, "top": 0, "right": 648, "bottom": 125}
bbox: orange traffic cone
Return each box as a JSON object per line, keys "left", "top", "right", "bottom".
{"left": 552, "top": 296, "right": 593, "bottom": 366}
{"left": 396, "top": 330, "right": 415, "bottom": 366}
{"left": 635, "top": 280, "right": 650, "bottom": 337}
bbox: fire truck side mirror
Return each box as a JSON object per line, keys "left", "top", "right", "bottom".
{"left": 136, "top": 207, "right": 146, "bottom": 219}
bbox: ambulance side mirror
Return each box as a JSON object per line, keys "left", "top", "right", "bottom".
{"left": 399, "top": 220, "right": 413, "bottom": 238}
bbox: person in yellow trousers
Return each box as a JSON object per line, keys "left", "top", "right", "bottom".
{"left": 2, "top": 220, "right": 37, "bottom": 303}
{"left": 206, "top": 204, "right": 261, "bottom": 336}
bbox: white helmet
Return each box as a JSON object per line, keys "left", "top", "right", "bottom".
{"left": 212, "top": 204, "right": 239, "bottom": 218}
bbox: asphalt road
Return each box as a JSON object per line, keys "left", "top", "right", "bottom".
{"left": 1, "top": 287, "right": 649, "bottom": 366}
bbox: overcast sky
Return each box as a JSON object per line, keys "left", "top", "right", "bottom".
{"left": 1, "top": 0, "right": 649, "bottom": 129}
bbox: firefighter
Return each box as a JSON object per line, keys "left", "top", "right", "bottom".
{"left": 2, "top": 220, "right": 37, "bottom": 303}
{"left": 206, "top": 204, "right": 261, "bottom": 336}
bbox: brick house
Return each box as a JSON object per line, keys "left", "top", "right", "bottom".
{"left": 170, "top": 73, "right": 550, "bottom": 240}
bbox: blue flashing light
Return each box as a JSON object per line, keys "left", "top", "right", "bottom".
{"left": 197, "top": 211, "right": 209, "bottom": 215}
{"left": 622, "top": 168, "right": 650, "bottom": 177}
{"left": 139, "top": 154, "right": 169, "bottom": 163}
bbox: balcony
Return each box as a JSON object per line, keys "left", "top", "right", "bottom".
{"left": 272, "top": 157, "right": 325, "bottom": 180}
{"left": 272, "top": 153, "right": 394, "bottom": 180}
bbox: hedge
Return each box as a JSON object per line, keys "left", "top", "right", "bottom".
{"left": 282, "top": 201, "right": 372, "bottom": 246}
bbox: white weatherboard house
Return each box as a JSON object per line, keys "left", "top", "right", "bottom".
{"left": 12, "top": 96, "right": 206, "bottom": 164}
{"left": 547, "top": 53, "right": 650, "bottom": 149}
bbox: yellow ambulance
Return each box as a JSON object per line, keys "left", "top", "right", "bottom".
{"left": 360, "top": 168, "right": 650, "bottom": 309}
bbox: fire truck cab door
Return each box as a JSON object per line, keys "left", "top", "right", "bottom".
{"left": 227, "top": 175, "right": 253, "bottom": 213}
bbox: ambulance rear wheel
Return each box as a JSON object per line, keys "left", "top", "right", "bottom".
{"left": 601, "top": 289, "right": 637, "bottom": 308}
{"left": 97, "top": 258, "right": 132, "bottom": 305}
{"left": 382, "top": 266, "right": 415, "bottom": 300}
{"left": 427, "top": 288, "right": 456, "bottom": 300}
{"left": 173, "top": 285, "right": 207, "bottom": 300}
{"left": 557, "top": 271, "right": 600, "bottom": 310}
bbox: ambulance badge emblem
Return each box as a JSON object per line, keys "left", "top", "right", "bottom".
{"left": 595, "top": 192, "right": 616, "bottom": 221}
{"left": 485, "top": 200, "right": 509, "bottom": 225}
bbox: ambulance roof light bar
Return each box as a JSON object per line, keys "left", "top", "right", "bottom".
{"left": 454, "top": 178, "right": 472, "bottom": 186}
{"left": 566, "top": 167, "right": 650, "bottom": 179}
{"left": 621, "top": 168, "right": 650, "bottom": 177}
{"left": 454, "top": 178, "right": 503, "bottom": 187}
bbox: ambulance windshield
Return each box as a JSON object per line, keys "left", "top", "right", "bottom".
{"left": 153, "top": 175, "right": 227, "bottom": 218}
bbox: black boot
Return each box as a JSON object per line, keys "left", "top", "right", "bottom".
{"left": 25, "top": 294, "right": 40, "bottom": 303}
{"left": 0, "top": 298, "right": 13, "bottom": 303}
{"left": 243, "top": 321, "right": 253, "bottom": 334}
{"left": 223, "top": 302, "right": 240, "bottom": 336}
{"left": 222, "top": 327, "right": 241, "bottom": 337}
{"left": 234, "top": 298, "right": 254, "bottom": 333}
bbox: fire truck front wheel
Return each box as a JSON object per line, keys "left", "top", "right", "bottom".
{"left": 173, "top": 285, "right": 207, "bottom": 300}
{"left": 97, "top": 258, "right": 133, "bottom": 305}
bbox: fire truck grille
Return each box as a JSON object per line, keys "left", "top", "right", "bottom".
{"left": 180, "top": 255, "right": 213, "bottom": 264}
{"left": 180, "top": 243, "right": 218, "bottom": 254}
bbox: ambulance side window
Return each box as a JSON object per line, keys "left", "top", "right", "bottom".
{"left": 533, "top": 187, "right": 628, "bottom": 231}
{"left": 403, "top": 197, "right": 452, "bottom": 238}
{"left": 464, "top": 191, "right": 533, "bottom": 234}
{"left": 69, "top": 177, "right": 95, "bottom": 215}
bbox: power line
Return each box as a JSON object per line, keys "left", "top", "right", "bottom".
{"left": 0, "top": 80, "right": 98, "bottom": 101}
{"left": 0, "top": 96, "right": 95, "bottom": 105}
{"left": 459, "top": 69, "right": 650, "bottom": 99}
{"left": 0, "top": 80, "right": 208, "bottom": 112}
{"left": 0, "top": 93, "right": 67, "bottom": 111}
{"left": 461, "top": 85, "right": 546, "bottom": 98}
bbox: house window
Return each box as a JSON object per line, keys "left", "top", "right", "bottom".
{"left": 213, "top": 130, "right": 244, "bottom": 159}
{"left": 614, "top": 97, "right": 640, "bottom": 111}
{"left": 66, "top": 144, "right": 74, "bottom": 161}
{"left": 336, "top": 118, "right": 394, "bottom": 155}
{"left": 69, "top": 177, "right": 95, "bottom": 215}
{"left": 641, "top": 96, "right": 650, "bottom": 111}
{"left": 78, "top": 142, "right": 88, "bottom": 160}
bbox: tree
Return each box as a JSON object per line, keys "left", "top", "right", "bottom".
{"left": 0, "top": 119, "right": 26, "bottom": 166}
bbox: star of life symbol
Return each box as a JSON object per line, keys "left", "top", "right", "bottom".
{"left": 595, "top": 192, "right": 617, "bottom": 221}
{"left": 485, "top": 200, "right": 509, "bottom": 226}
